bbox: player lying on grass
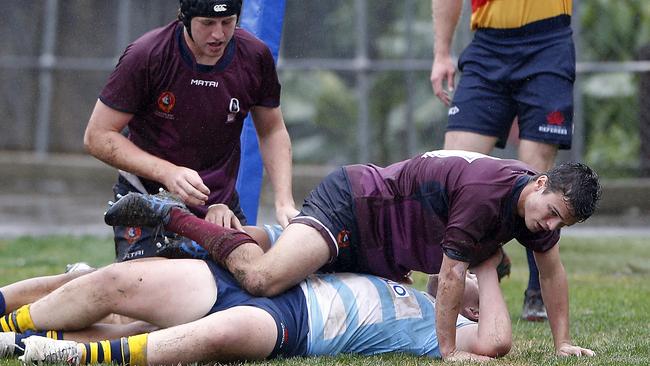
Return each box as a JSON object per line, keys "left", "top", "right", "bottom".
{"left": 102, "top": 150, "right": 601, "bottom": 360}
{"left": 0, "top": 203, "right": 277, "bottom": 318}
{"left": 0, "top": 253, "right": 510, "bottom": 364}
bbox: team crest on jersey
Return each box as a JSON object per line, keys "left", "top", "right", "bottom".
{"left": 157, "top": 91, "right": 176, "bottom": 113}
{"left": 336, "top": 229, "right": 351, "bottom": 249}
{"left": 125, "top": 226, "right": 142, "bottom": 245}
{"left": 227, "top": 98, "right": 240, "bottom": 123}
{"left": 384, "top": 279, "right": 410, "bottom": 298}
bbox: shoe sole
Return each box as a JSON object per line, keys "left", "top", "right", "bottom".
{"left": 105, "top": 193, "right": 181, "bottom": 227}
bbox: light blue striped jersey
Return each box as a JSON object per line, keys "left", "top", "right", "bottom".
{"left": 300, "top": 272, "right": 475, "bottom": 358}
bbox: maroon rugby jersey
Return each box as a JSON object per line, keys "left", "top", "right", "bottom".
{"left": 99, "top": 21, "right": 281, "bottom": 217}
{"left": 343, "top": 150, "right": 560, "bottom": 280}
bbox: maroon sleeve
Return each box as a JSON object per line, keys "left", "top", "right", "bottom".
{"left": 255, "top": 45, "right": 281, "bottom": 108}
{"left": 516, "top": 229, "right": 560, "bottom": 252}
{"left": 441, "top": 185, "right": 501, "bottom": 263}
{"left": 98, "top": 42, "right": 151, "bottom": 114}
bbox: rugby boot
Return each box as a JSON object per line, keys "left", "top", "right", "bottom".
{"left": 0, "top": 332, "right": 16, "bottom": 358}
{"left": 104, "top": 189, "right": 187, "bottom": 227}
{"left": 19, "top": 336, "right": 81, "bottom": 365}
{"left": 521, "top": 289, "right": 548, "bottom": 322}
{"left": 155, "top": 236, "right": 209, "bottom": 259}
{"left": 64, "top": 262, "right": 94, "bottom": 274}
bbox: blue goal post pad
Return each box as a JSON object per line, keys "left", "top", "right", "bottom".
{"left": 237, "top": 0, "right": 287, "bottom": 225}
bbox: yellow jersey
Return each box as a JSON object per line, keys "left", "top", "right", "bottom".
{"left": 470, "top": 0, "right": 572, "bottom": 30}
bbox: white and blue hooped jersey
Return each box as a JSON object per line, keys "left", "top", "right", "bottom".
{"left": 300, "top": 273, "right": 475, "bottom": 358}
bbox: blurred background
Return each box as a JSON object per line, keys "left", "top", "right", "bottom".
{"left": 0, "top": 0, "right": 649, "bottom": 235}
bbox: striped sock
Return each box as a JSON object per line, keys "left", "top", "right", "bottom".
{"left": 0, "top": 305, "right": 36, "bottom": 333}
{"left": 80, "top": 334, "right": 148, "bottom": 366}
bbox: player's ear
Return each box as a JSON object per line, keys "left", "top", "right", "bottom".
{"left": 427, "top": 274, "right": 440, "bottom": 297}
{"left": 461, "top": 305, "right": 479, "bottom": 322}
{"left": 535, "top": 175, "right": 548, "bottom": 191}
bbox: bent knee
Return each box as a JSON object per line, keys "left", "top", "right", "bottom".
{"left": 90, "top": 263, "right": 132, "bottom": 292}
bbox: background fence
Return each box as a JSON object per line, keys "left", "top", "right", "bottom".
{"left": 1, "top": 0, "right": 649, "bottom": 177}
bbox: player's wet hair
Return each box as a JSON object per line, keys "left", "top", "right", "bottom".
{"left": 178, "top": 0, "right": 242, "bottom": 40}
{"left": 538, "top": 162, "right": 602, "bottom": 222}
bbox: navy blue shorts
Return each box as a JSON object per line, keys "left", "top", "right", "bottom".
{"left": 112, "top": 175, "right": 246, "bottom": 262}
{"left": 290, "top": 168, "right": 364, "bottom": 273}
{"left": 204, "top": 260, "right": 308, "bottom": 358}
{"left": 448, "top": 15, "right": 575, "bottom": 149}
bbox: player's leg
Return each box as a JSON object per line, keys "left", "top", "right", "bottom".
{"left": 105, "top": 177, "right": 339, "bottom": 298}
{"left": 443, "top": 131, "right": 497, "bottom": 154}
{"left": 146, "top": 207, "right": 320, "bottom": 297}
{"left": 444, "top": 43, "right": 517, "bottom": 154}
{"left": 19, "top": 306, "right": 277, "bottom": 365}
{"left": 146, "top": 306, "right": 277, "bottom": 364}
{"left": 516, "top": 66, "right": 573, "bottom": 321}
{"left": 1, "top": 269, "right": 93, "bottom": 316}
{"left": 223, "top": 223, "right": 331, "bottom": 297}
{"left": 1, "top": 259, "right": 217, "bottom": 334}
{"left": 217, "top": 170, "right": 351, "bottom": 297}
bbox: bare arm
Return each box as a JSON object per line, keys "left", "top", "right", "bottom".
{"left": 251, "top": 105, "right": 298, "bottom": 227}
{"left": 456, "top": 253, "right": 512, "bottom": 358}
{"left": 83, "top": 99, "right": 209, "bottom": 206}
{"left": 435, "top": 253, "right": 469, "bottom": 360}
{"left": 534, "top": 244, "right": 596, "bottom": 357}
{"left": 431, "top": 0, "right": 463, "bottom": 105}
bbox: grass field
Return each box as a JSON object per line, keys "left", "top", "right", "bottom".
{"left": 1, "top": 234, "right": 649, "bottom": 365}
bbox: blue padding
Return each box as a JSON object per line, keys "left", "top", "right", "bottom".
{"left": 236, "top": 0, "right": 286, "bottom": 225}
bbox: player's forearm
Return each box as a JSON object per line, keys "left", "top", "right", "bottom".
{"left": 259, "top": 126, "right": 295, "bottom": 208}
{"left": 435, "top": 256, "right": 467, "bottom": 358}
{"left": 85, "top": 129, "right": 173, "bottom": 184}
{"left": 540, "top": 264, "right": 572, "bottom": 350}
{"left": 474, "top": 265, "right": 511, "bottom": 355}
{"left": 432, "top": 0, "right": 462, "bottom": 58}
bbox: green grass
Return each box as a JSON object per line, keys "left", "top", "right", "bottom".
{"left": 1, "top": 235, "right": 649, "bottom": 365}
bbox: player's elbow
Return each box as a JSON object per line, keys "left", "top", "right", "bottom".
{"left": 237, "top": 269, "right": 288, "bottom": 297}
{"left": 83, "top": 127, "right": 99, "bottom": 155}
{"left": 479, "top": 334, "right": 512, "bottom": 358}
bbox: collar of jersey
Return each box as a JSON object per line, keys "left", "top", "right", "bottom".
{"left": 176, "top": 23, "right": 236, "bottom": 74}
{"left": 504, "top": 175, "right": 530, "bottom": 225}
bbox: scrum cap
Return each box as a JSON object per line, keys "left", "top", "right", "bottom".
{"left": 179, "top": 0, "right": 242, "bottom": 39}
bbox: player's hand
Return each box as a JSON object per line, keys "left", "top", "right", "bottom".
{"left": 163, "top": 166, "right": 210, "bottom": 206}
{"left": 443, "top": 350, "right": 492, "bottom": 362}
{"left": 275, "top": 204, "right": 299, "bottom": 228}
{"left": 557, "top": 343, "right": 596, "bottom": 357}
{"left": 430, "top": 56, "right": 456, "bottom": 106}
{"left": 205, "top": 203, "right": 244, "bottom": 231}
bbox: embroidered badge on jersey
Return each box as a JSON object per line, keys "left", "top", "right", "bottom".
{"left": 157, "top": 91, "right": 176, "bottom": 113}
{"left": 125, "top": 226, "right": 142, "bottom": 245}
{"left": 336, "top": 230, "right": 351, "bottom": 249}
{"left": 227, "top": 98, "right": 240, "bottom": 123}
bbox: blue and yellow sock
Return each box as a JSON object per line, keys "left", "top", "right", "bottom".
{"left": 0, "top": 292, "right": 5, "bottom": 315}
{"left": 79, "top": 334, "right": 148, "bottom": 366}
{"left": 0, "top": 305, "right": 36, "bottom": 333}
